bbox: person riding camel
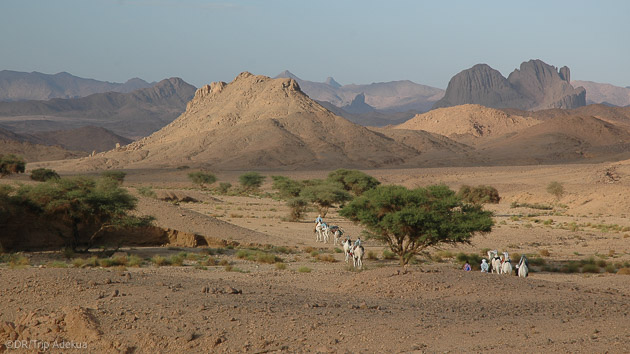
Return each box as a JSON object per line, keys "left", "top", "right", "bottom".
{"left": 353, "top": 237, "right": 362, "bottom": 251}
{"left": 315, "top": 214, "right": 323, "bottom": 224}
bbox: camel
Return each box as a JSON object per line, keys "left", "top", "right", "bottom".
{"left": 488, "top": 250, "right": 501, "bottom": 274}
{"left": 314, "top": 222, "right": 323, "bottom": 242}
{"left": 517, "top": 255, "right": 529, "bottom": 278}
{"left": 342, "top": 238, "right": 352, "bottom": 263}
{"left": 501, "top": 255, "right": 512, "bottom": 275}
{"left": 353, "top": 245, "right": 364, "bottom": 269}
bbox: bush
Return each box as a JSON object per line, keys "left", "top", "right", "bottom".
{"left": 188, "top": 171, "right": 217, "bottom": 189}
{"left": 546, "top": 181, "right": 564, "bottom": 199}
{"left": 297, "top": 266, "right": 311, "bottom": 273}
{"left": 275, "top": 262, "right": 287, "bottom": 270}
{"left": 582, "top": 263, "right": 600, "bottom": 273}
{"left": 271, "top": 176, "right": 303, "bottom": 199}
{"left": 217, "top": 182, "right": 232, "bottom": 194}
{"left": 616, "top": 268, "right": 630, "bottom": 275}
{"left": 326, "top": 169, "right": 380, "bottom": 196}
{"left": 137, "top": 186, "right": 157, "bottom": 198}
{"left": 152, "top": 255, "right": 169, "bottom": 267}
{"left": 457, "top": 185, "right": 500, "bottom": 204}
{"left": 101, "top": 170, "right": 126, "bottom": 184}
{"left": 300, "top": 182, "right": 352, "bottom": 216}
{"left": 382, "top": 249, "right": 397, "bottom": 260}
{"left": 239, "top": 172, "right": 265, "bottom": 190}
{"left": 0, "top": 154, "right": 26, "bottom": 177}
{"left": 30, "top": 168, "right": 60, "bottom": 182}
{"left": 367, "top": 251, "right": 378, "bottom": 260}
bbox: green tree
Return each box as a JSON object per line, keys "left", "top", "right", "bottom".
{"left": 239, "top": 172, "right": 266, "bottom": 190}
{"left": 271, "top": 175, "right": 303, "bottom": 199}
{"left": 101, "top": 170, "right": 127, "bottom": 184}
{"left": 327, "top": 169, "right": 380, "bottom": 195}
{"left": 300, "top": 182, "right": 352, "bottom": 217}
{"left": 340, "top": 184, "right": 494, "bottom": 266}
{"left": 217, "top": 182, "right": 232, "bottom": 194}
{"left": 546, "top": 181, "right": 564, "bottom": 199}
{"left": 188, "top": 171, "right": 217, "bottom": 189}
{"left": 30, "top": 168, "right": 60, "bottom": 182}
{"left": 0, "top": 154, "right": 25, "bottom": 178}
{"left": 17, "top": 176, "right": 150, "bottom": 251}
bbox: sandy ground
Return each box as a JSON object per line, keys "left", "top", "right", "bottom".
{"left": 2, "top": 164, "right": 630, "bottom": 353}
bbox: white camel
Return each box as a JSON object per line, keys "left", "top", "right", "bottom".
{"left": 353, "top": 245, "right": 364, "bottom": 269}
{"left": 321, "top": 223, "right": 330, "bottom": 244}
{"left": 488, "top": 250, "right": 501, "bottom": 274}
{"left": 516, "top": 255, "right": 529, "bottom": 278}
{"left": 501, "top": 255, "right": 513, "bottom": 275}
{"left": 342, "top": 238, "right": 352, "bottom": 263}
{"left": 314, "top": 222, "right": 323, "bottom": 242}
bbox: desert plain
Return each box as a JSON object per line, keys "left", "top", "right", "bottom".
{"left": 1, "top": 161, "right": 630, "bottom": 353}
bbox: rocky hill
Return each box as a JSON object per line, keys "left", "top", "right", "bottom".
{"left": 0, "top": 127, "right": 86, "bottom": 162}
{"left": 32, "top": 126, "right": 132, "bottom": 153}
{"left": 0, "top": 70, "right": 153, "bottom": 101}
{"left": 65, "top": 72, "right": 428, "bottom": 170}
{"left": 0, "top": 78, "right": 196, "bottom": 138}
{"left": 433, "top": 60, "right": 586, "bottom": 111}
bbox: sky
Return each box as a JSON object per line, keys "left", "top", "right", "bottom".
{"left": 1, "top": 0, "right": 629, "bottom": 89}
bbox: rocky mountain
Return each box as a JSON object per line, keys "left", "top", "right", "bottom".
{"left": 274, "top": 70, "right": 444, "bottom": 125}
{"left": 433, "top": 60, "right": 586, "bottom": 111}
{"left": 32, "top": 126, "right": 132, "bottom": 153}
{"left": 0, "top": 78, "right": 196, "bottom": 139}
{"left": 0, "top": 70, "right": 154, "bottom": 101}
{"left": 572, "top": 80, "right": 630, "bottom": 106}
{"left": 65, "top": 72, "right": 444, "bottom": 170}
{"left": 0, "top": 127, "right": 86, "bottom": 162}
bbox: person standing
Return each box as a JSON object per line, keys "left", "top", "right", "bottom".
{"left": 480, "top": 259, "right": 489, "bottom": 273}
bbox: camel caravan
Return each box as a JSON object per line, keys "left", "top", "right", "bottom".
{"left": 314, "top": 215, "right": 364, "bottom": 269}
{"left": 484, "top": 250, "right": 529, "bottom": 277}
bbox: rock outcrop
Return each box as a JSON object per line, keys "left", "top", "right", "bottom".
{"left": 433, "top": 60, "right": 586, "bottom": 111}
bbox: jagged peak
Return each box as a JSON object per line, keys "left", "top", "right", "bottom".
{"left": 325, "top": 77, "right": 341, "bottom": 88}
{"left": 274, "top": 70, "right": 301, "bottom": 80}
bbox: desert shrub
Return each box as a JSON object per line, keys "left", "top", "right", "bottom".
{"left": 137, "top": 186, "right": 157, "bottom": 198}
{"left": 605, "top": 264, "right": 617, "bottom": 273}
{"left": 275, "top": 262, "right": 287, "bottom": 270}
{"left": 561, "top": 262, "right": 580, "bottom": 273}
{"left": 286, "top": 197, "right": 308, "bottom": 221}
{"left": 0, "top": 154, "right": 26, "bottom": 178}
{"left": 47, "top": 260, "right": 68, "bottom": 268}
{"left": 457, "top": 185, "right": 500, "bottom": 204}
{"left": 367, "top": 251, "right": 378, "bottom": 260}
{"left": 303, "top": 246, "right": 316, "bottom": 254}
{"left": 546, "top": 181, "right": 564, "bottom": 199}
{"left": 582, "top": 263, "right": 600, "bottom": 273}
{"left": 151, "top": 255, "right": 169, "bottom": 267}
{"left": 539, "top": 249, "right": 551, "bottom": 257}
{"left": 127, "top": 255, "right": 143, "bottom": 267}
{"left": 7, "top": 254, "right": 30, "bottom": 268}
{"left": 326, "top": 169, "right": 380, "bottom": 196}
{"left": 528, "top": 257, "right": 546, "bottom": 266}
{"left": 297, "top": 266, "right": 311, "bottom": 273}
{"left": 239, "top": 172, "right": 266, "bottom": 190}
{"left": 188, "top": 171, "right": 217, "bottom": 189}
{"left": 334, "top": 248, "right": 343, "bottom": 253}
{"left": 456, "top": 252, "right": 483, "bottom": 268}
{"left": 236, "top": 249, "right": 281, "bottom": 264}
{"left": 217, "top": 182, "right": 232, "bottom": 194}
{"left": 316, "top": 254, "right": 336, "bottom": 263}
{"left": 98, "top": 258, "right": 117, "bottom": 267}
{"left": 101, "top": 170, "right": 126, "bottom": 184}
{"left": 30, "top": 168, "right": 60, "bottom": 182}
{"left": 168, "top": 252, "right": 187, "bottom": 266}
{"left": 176, "top": 165, "right": 190, "bottom": 170}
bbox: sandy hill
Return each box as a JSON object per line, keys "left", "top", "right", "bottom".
{"left": 572, "top": 80, "right": 630, "bottom": 106}
{"left": 0, "top": 78, "right": 196, "bottom": 139}
{"left": 434, "top": 60, "right": 586, "bottom": 111}
{"left": 395, "top": 104, "right": 541, "bottom": 142}
{"left": 0, "top": 70, "right": 153, "bottom": 102}
{"left": 476, "top": 115, "right": 630, "bottom": 163}
{"left": 61, "top": 72, "right": 423, "bottom": 171}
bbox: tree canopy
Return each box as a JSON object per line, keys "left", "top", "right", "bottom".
{"left": 340, "top": 184, "right": 494, "bottom": 266}
{"left": 0, "top": 154, "right": 25, "bottom": 178}
{"left": 327, "top": 169, "right": 380, "bottom": 196}
{"left": 300, "top": 182, "right": 351, "bottom": 217}
{"left": 188, "top": 171, "right": 217, "bottom": 189}
{"left": 239, "top": 171, "right": 266, "bottom": 190}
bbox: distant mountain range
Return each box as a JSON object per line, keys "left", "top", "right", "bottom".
{"left": 572, "top": 80, "right": 630, "bottom": 107}
{"left": 434, "top": 60, "right": 586, "bottom": 111}
{"left": 0, "top": 70, "right": 155, "bottom": 101}
{"left": 0, "top": 77, "right": 196, "bottom": 139}
{"left": 274, "top": 70, "right": 444, "bottom": 126}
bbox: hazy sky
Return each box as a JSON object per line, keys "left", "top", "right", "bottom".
{"left": 1, "top": 0, "right": 629, "bottom": 89}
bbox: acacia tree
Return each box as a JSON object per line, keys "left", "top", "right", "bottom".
{"left": 17, "top": 176, "right": 150, "bottom": 251}
{"left": 300, "top": 182, "right": 352, "bottom": 217}
{"left": 327, "top": 169, "right": 380, "bottom": 196}
{"left": 271, "top": 175, "right": 303, "bottom": 199}
{"left": 340, "top": 184, "right": 494, "bottom": 266}
{"left": 239, "top": 172, "right": 266, "bottom": 190}
{"left": 188, "top": 171, "right": 217, "bottom": 189}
